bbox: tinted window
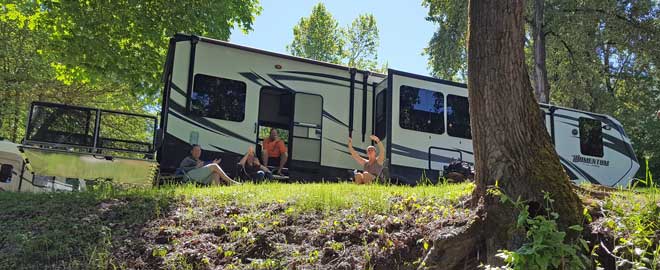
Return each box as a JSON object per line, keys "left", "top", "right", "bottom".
{"left": 375, "top": 90, "right": 387, "bottom": 139}
{"left": 191, "top": 74, "right": 246, "bottom": 122}
{"left": 447, "top": 95, "right": 471, "bottom": 139}
{"left": 579, "top": 118, "right": 604, "bottom": 157}
{"left": 0, "top": 164, "right": 12, "bottom": 183}
{"left": 399, "top": 86, "right": 444, "bottom": 134}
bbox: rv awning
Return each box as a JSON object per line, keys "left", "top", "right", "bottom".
{"left": 21, "top": 148, "right": 157, "bottom": 186}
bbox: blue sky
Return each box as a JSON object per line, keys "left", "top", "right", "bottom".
{"left": 230, "top": 0, "right": 436, "bottom": 76}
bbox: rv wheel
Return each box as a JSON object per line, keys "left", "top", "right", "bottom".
{"left": 445, "top": 172, "right": 466, "bottom": 183}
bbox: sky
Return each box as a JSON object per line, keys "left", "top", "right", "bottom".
{"left": 230, "top": 0, "right": 436, "bottom": 76}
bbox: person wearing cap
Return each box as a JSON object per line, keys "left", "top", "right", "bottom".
{"left": 347, "top": 135, "right": 385, "bottom": 184}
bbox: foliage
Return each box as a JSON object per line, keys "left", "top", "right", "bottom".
{"left": 287, "top": 3, "right": 345, "bottom": 64}
{"left": 597, "top": 182, "right": 659, "bottom": 268}
{"left": 0, "top": 186, "right": 174, "bottom": 269}
{"left": 288, "top": 4, "right": 383, "bottom": 71}
{"left": 422, "top": 0, "right": 468, "bottom": 81}
{"left": 0, "top": 1, "right": 261, "bottom": 143}
{"left": 10, "top": 0, "right": 261, "bottom": 96}
{"left": 345, "top": 14, "right": 380, "bottom": 70}
{"left": 423, "top": 0, "right": 660, "bottom": 178}
{"left": 498, "top": 192, "right": 587, "bottom": 269}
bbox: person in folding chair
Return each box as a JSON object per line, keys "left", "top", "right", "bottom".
{"left": 348, "top": 135, "right": 386, "bottom": 184}
{"left": 179, "top": 144, "right": 239, "bottom": 186}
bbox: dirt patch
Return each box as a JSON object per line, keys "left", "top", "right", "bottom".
{"left": 108, "top": 195, "right": 472, "bottom": 269}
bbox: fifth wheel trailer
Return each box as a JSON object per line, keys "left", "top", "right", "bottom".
{"left": 157, "top": 34, "right": 639, "bottom": 187}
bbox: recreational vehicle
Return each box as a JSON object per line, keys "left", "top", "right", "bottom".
{"left": 157, "top": 33, "right": 639, "bottom": 187}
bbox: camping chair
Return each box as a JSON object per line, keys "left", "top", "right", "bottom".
{"left": 157, "top": 168, "right": 218, "bottom": 186}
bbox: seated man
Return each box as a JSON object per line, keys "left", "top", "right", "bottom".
{"left": 179, "top": 144, "right": 239, "bottom": 185}
{"left": 261, "top": 128, "right": 288, "bottom": 175}
{"left": 238, "top": 146, "right": 272, "bottom": 182}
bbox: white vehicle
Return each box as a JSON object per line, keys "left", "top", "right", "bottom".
{"left": 157, "top": 34, "right": 639, "bottom": 186}
{"left": 0, "top": 139, "right": 77, "bottom": 192}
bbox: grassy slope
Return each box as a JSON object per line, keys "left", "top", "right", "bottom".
{"left": 0, "top": 182, "right": 473, "bottom": 270}
{"left": 1, "top": 182, "right": 657, "bottom": 269}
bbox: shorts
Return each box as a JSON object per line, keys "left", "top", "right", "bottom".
{"left": 267, "top": 157, "right": 282, "bottom": 167}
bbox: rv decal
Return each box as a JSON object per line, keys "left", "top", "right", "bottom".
{"left": 323, "top": 110, "right": 348, "bottom": 128}
{"left": 283, "top": 70, "right": 354, "bottom": 83}
{"left": 168, "top": 102, "right": 255, "bottom": 144}
{"left": 268, "top": 74, "right": 349, "bottom": 88}
{"left": 572, "top": 155, "right": 610, "bottom": 167}
{"left": 171, "top": 83, "right": 187, "bottom": 96}
{"left": 559, "top": 156, "right": 599, "bottom": 184}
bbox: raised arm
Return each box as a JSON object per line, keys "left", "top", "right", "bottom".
{"left": 239, "top": 146, "right": 254, "bottom": 166}
{"left": 370, "top": 135, "right": 386, "bottom": 165}
{"left": 348, "top": 137, "right": 367, "bottom": 166}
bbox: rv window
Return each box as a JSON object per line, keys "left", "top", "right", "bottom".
{"left": 579, "top": 118, "right": 604, "bottom": 157}
{"left": 190, "top": 74, "right": 247, "bottom": 122}
{"left": 0, "top": 164, "right": 12, "bottom": 183}
{"left": 447, "top": 95, "right": 471, "bottom": 139}
{"left": 399, "top": 86, "right": 445, "bottom": 135}
{"left": 375, "top": 90, "right": 387, "bottom": 139}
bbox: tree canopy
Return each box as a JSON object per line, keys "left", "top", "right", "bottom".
{"left": 423, "top": 0, "right": 660, "bottom": 175}
{"left": 0, "top": 1, "right": 261, "bottom": 141}
{"left": 345, "top": 14, "right": 380, "bottom": 71}
{"left": 287, "top": 3, "right": 345, "bottom": 64}
{"left": 288, "top": 3, "right": 382, "bottom": 71}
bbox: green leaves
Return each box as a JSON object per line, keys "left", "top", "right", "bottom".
{"left": 288, "top": 3, "right": 345, "bottom": 64}
{"left": 287, "top": 4, "right": 382, "bottom": 71}
{"left": 345, "top": 14, "right": 380, "bottom": 70}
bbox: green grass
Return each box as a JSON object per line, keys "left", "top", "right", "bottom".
{"left": 167, "top": 181, "right": 473, "bottom": 214}
{"left": 0, "top": 182, "right": 473, "bottom": 269}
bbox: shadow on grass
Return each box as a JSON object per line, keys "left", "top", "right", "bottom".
{"left": 0, "top": 185, "right": 176, "bottom": 270}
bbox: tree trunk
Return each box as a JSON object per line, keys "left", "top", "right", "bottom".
{"left": 11, "top": 88, "right": 20, "bottom": 142}
{"left": 533, "top": 0, "right": 550, "bottom": 103}
{"left": 421, "top": 0, "right": 582, "bottom": 268}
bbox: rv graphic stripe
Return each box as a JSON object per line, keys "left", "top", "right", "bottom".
{"left": 555, "top": 115, "right": 636, "bottom": 161}
{"left": 391, "top": 144, "right": 462, "bottom": 164}
{"left": 168, "top": 102, "right": 254, "bottom": 145}
{"left": 325, "top": 137, "right": 367, "bottom": 154}
{"left": 268, "top": 74, "right": 349, "bottom": 88}
{"left": 323, "top": 110, "right": 349, "bottom": 128}
{"left": 171, "top": 83, "right": 187, "bottom": 96}
{"left": 283, "top": 71, "right": 353, "bottom": 83}
{"left": 559, "top": 156, "right": 600, "bottom": 184}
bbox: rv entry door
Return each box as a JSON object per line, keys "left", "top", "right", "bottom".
{"left": 290, "top": 93, "right": 323, "bottom": 174}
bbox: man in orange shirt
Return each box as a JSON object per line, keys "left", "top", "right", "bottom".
{"left": 261, "top": 128, "right": 288, "bottom": 175}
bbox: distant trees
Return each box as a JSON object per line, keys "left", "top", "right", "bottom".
{"left": 287, "top": 3, "right": 345, "bottom": 64}
{"left": 423, "top": 0, "right": 660, "bottom": 175}
{"left": 288, "top": 3, "right": 382, "bottom": 71}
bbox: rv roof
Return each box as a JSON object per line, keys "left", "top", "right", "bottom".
{"left": 174, "top": 33, "right": 386, "bottom": 78}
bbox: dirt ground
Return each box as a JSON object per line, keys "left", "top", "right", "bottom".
{"left": 108, "top": 195, "right": 474, "bottom": 270}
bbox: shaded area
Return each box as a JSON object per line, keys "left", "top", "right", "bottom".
{"left": 0, "top": 187, "right": 176, "bottom": 269}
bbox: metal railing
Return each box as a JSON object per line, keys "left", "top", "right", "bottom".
{"left": 24, "top": 102, "right": 158, "bottom": 158}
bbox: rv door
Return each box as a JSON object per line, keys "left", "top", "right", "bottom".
{"left": 290, "top": 93, "right": 323, "bottom": 173}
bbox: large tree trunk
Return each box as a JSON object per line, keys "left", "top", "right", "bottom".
{"left": 533, "top": 0, "right": 550, "bottom": 103}
{"left": 421, "top": 0, "right": 582, "bottom": 268}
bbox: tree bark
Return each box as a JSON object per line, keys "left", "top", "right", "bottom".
{"left": 533, "top": 0, "right": 550, "bottom": 103}
{"left": 421, "top": 0, "right": 582, "bottom": 268}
